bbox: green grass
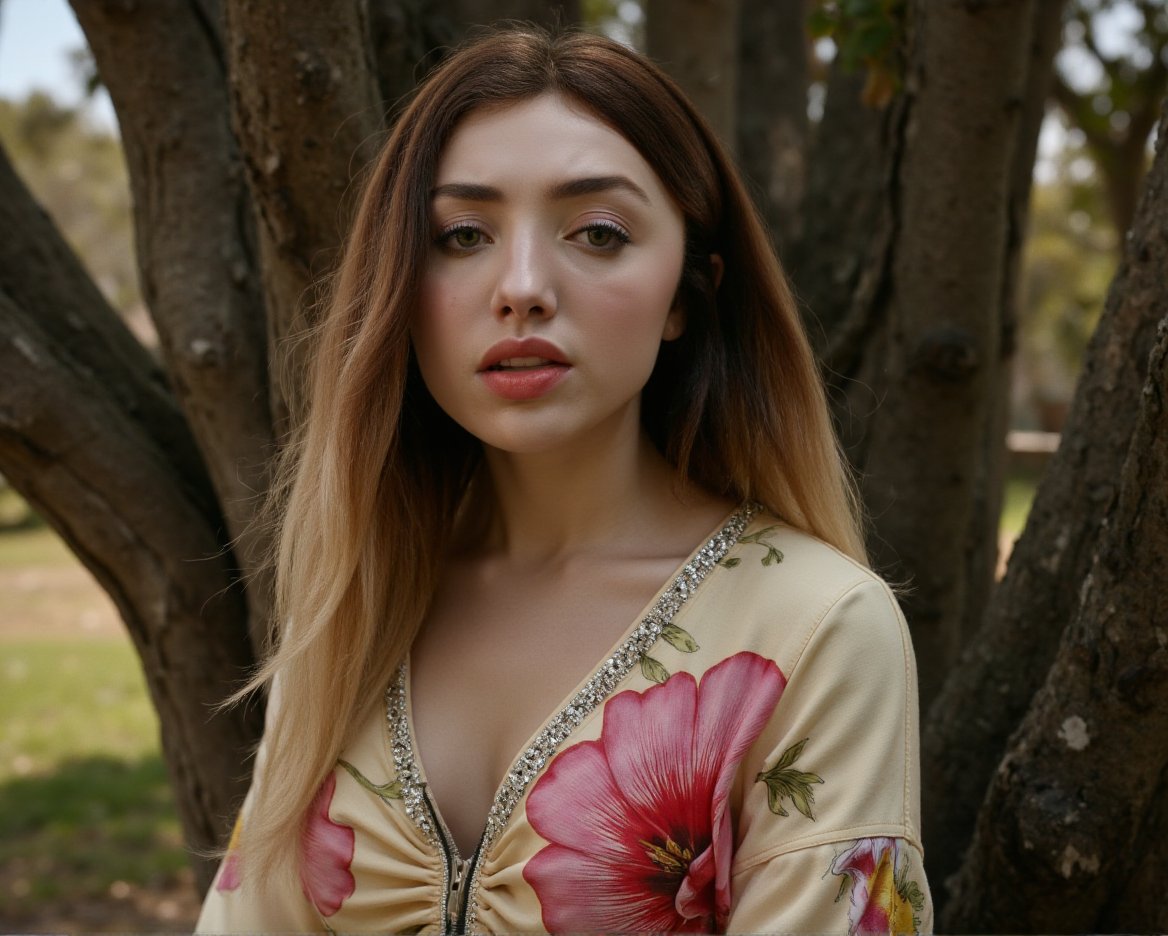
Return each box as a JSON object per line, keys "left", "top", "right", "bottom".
{"left": 0, "top": 638, "right": 189, "bottom": 914}
{"left": 0, "top": 483, "right": 38, "bottom": 528}
{"left": 0, "top": 755, "right": 188, "bottom": 903}
{"left": 0, "top": 523, "right": 73, "bottom": 568}
{"left": 1, "top": 641, "right": 160, "bottom": 771}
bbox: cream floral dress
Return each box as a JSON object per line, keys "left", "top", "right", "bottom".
{"left": 197, "top": 505, "right": 932, "bottom": 934}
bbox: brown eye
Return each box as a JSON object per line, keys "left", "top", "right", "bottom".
{"left": 453, "top": 227, "right": 481, "bottom": 248}
{"left": 587, "top": 227, "right": 615, "bottom": 247}
{"left": 577, "top": 221, "right": 631, "bottom": 250}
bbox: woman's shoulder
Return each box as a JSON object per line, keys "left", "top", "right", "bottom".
{"left": 691, "top": 508, "right": 910, "bottom": 680}
{"left": 715, "top": 508, "right": 894, "bottom": 609}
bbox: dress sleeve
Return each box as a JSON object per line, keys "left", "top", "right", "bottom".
{"left": 726, "top": 577, "right": 934, "bottom": 934}
{"left": 195, "top": 680, "right": 325, "bottom": 934}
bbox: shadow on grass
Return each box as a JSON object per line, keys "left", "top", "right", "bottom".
{"left": 0, "top": 752, "right": 191, "bottom": 906}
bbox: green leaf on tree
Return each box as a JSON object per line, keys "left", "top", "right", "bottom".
{"left": 807, "top": 7, "right": 835, "bottom": 38}
{"left": 661, "top": 623, "right": 700, "bottom": 653}
{"left": 641, "top": 655, "right": 670, "bottom": 684}
{"left": 756, "top": 738, "right": 824, "bottom": 819}
{"left": 338, "top": 758, "right": 402, "bottom": 801}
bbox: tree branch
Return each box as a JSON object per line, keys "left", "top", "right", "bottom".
{"left": 69, "top": 0, "right": 276, "bottom": 640}
{"left": 223, "top": 0, "right": 385, "bottom": 431}
{"left": 0, "top": 252, "right": 262, "bottom": 897}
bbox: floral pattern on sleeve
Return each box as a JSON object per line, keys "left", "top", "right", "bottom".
{"left": 299, "top": 771, "right": 357, "bottom": 918}
{"left": 755, "top": 737, "right": 824, "bottom": 820}
{"left": 215, "top": 815, "right": 243, "bottom": 893}
{"left": 831, "top": 837, "right": 926, "bottom": 935}
{"left": 212, "top": 771, "right": 357, "bottom": 921}
{"left": 522, "top": 651, "right": 786, "bottom": 932}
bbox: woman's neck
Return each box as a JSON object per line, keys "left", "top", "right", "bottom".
{"left": 475, "top": 407, "right": 707, "bottom": 565}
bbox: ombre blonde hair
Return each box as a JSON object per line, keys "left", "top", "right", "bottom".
{"left": 235, "top": 25, "right": 866, "bottom": 889}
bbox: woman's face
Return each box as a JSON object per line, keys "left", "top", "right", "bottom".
{"left": 412, "top": 93, "right": 687, "bottom": 455}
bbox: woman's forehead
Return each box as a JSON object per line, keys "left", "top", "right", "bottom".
{"left": 433, "top": 93, "right": 667, "bottom": 201}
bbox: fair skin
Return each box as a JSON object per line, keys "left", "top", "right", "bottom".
{"left": 409, "top": 93, "right": 734, "bottom": 857}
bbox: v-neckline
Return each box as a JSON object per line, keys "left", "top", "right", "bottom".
{"left": 384, "top": 503, "right": 757, "bottom": 929}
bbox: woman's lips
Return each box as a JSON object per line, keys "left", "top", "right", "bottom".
{"left": 477, "top": 337, "right": 571, "bottom": 400}
{"left": 479, "top": 363, "right": 570, "bottom": 400}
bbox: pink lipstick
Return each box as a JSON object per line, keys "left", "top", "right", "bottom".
{"left": 478, "top": 337, "right": 571, "bottom": 401}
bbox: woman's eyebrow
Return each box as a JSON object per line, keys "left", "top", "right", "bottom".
{"left": 547, "top": 175, "right": 651, "bottom": 204}
{"left": 431, "top": 182, "right": 503, "bottom": 202}
{"left": 431, "top": 176, "right": 651, "bottom": 204}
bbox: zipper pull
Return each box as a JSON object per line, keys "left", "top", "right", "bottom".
{"left": 447, "top": 856, "right": 467, "bottom": 931}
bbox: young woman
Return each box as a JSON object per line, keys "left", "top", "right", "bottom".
{"left": 197, "top": 26, "right": 932, "bottom": 935}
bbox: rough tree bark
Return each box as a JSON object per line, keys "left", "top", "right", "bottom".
{"left": 942, "top": 106, "right": 1168, "bottom": 932}
{"left": 817, "top": 0, "right": 1036, "bottom": 710}
{"left": 920, "top": 0, "right": 1077, "bottom": 903}
{"left": 735, "top": 0, "right": 808, "bottom": 253}
{"left": 69, "top": 0, "right": 275, "bottom": 640}
{"left": 786, "top": 59, "right": 886, "bottom": 395}
{"left": 0, "top": 147, "right": 262, "bottom": 895}
{"left": 223, "top": 0, "right": 384, "bottom": 429}
{"left": 646, "top": 0, "right": 740, "bottom": 146}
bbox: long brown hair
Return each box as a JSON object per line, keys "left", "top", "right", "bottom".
{"left": 236, "top": 25, "right": 865, "bottom": 887}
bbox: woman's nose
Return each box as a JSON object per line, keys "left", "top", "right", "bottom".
{"left": 491, "top": 232, "right": 557, "bottom": 320}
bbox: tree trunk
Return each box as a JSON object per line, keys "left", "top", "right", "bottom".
{"left": 942, "top": 105, "right": 1168, "bottom": 922}
{"left": 366, "top": 0, "right": 583, "bottom": 115}
{"left": 921, "top": 0, "right": 1071, "bottom": 902}
{"left": 786, "top": 60, "right": 888, "bottom": 390}
{"left": 837, "top": 0, "right": 1036, "bottom": 710}
{"left": 69, "top": 0, "right": 276, "bottom": 641}
{"left": 441, "top": 0, "right": 581, "bottom": 30}
{"left": 367, "top": 0, "right": 453, "bottom": 109}
{"left": 735, "top": 0, "right": 808, "bottom": 253}
{"left": 1103, "top": 763, "right": 1168, "bottom": 930}
{"left": 223, "top": 0, "right": 384, "bottom": 431}
{"left": 0, "top": 146, "right": 263, "bottom": 896}
{"left": 646, "top": 0, "right": 740, "bottom": 147}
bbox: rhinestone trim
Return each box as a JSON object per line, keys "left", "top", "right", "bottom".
{"left": 385, "top": 503, "right": 757, "bottom": 931}
{"left": 385, "top": 669, "right": 440, "bottom": 847}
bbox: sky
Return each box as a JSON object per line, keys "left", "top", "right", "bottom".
{"left": 0, "top": 0, "right": 117, "bottom": 129}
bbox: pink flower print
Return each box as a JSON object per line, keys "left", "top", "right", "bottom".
{"left": 299, "top": 771, "right": 356, "bottom": 917}
{"left": 215, "top": 815, "right": 243, "bottom": 892}
{"left": 831, "top": 837, "right": 925, "bottom": 935}
{"left": 523, "top": 651, "right": 786, "bottom": 932}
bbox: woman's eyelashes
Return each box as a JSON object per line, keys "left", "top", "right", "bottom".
{"left": 436, "top": 222, "right": 488, "bottom": 251}
{"left": 572, "top": 219, "right": 632, "bottom": 250}
{"left": 434, "top": 218, "right": 633, "bottom": 253}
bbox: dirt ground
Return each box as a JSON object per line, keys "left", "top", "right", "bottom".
{"left": 0, "top": 867, "right": 201, "bottom": 932}
{"left": 1, "top": 550, "right": 203, "bottom": 931}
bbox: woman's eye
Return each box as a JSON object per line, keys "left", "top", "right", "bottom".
{"left": 438, "top": 225, "right": 486, "bottom": 250}
{"left": 577, "top": 222, "right": 631, "bottom": 250}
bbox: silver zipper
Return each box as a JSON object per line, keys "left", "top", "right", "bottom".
{"left": 447, "top": 855, "right": 468, "bottom": 931}
{"left": 424, "top": 784, "right": 479, "bottom": 934}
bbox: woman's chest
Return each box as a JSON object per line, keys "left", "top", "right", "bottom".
{"left": 408, "top": 556, "right": 686, "bottom": 855}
